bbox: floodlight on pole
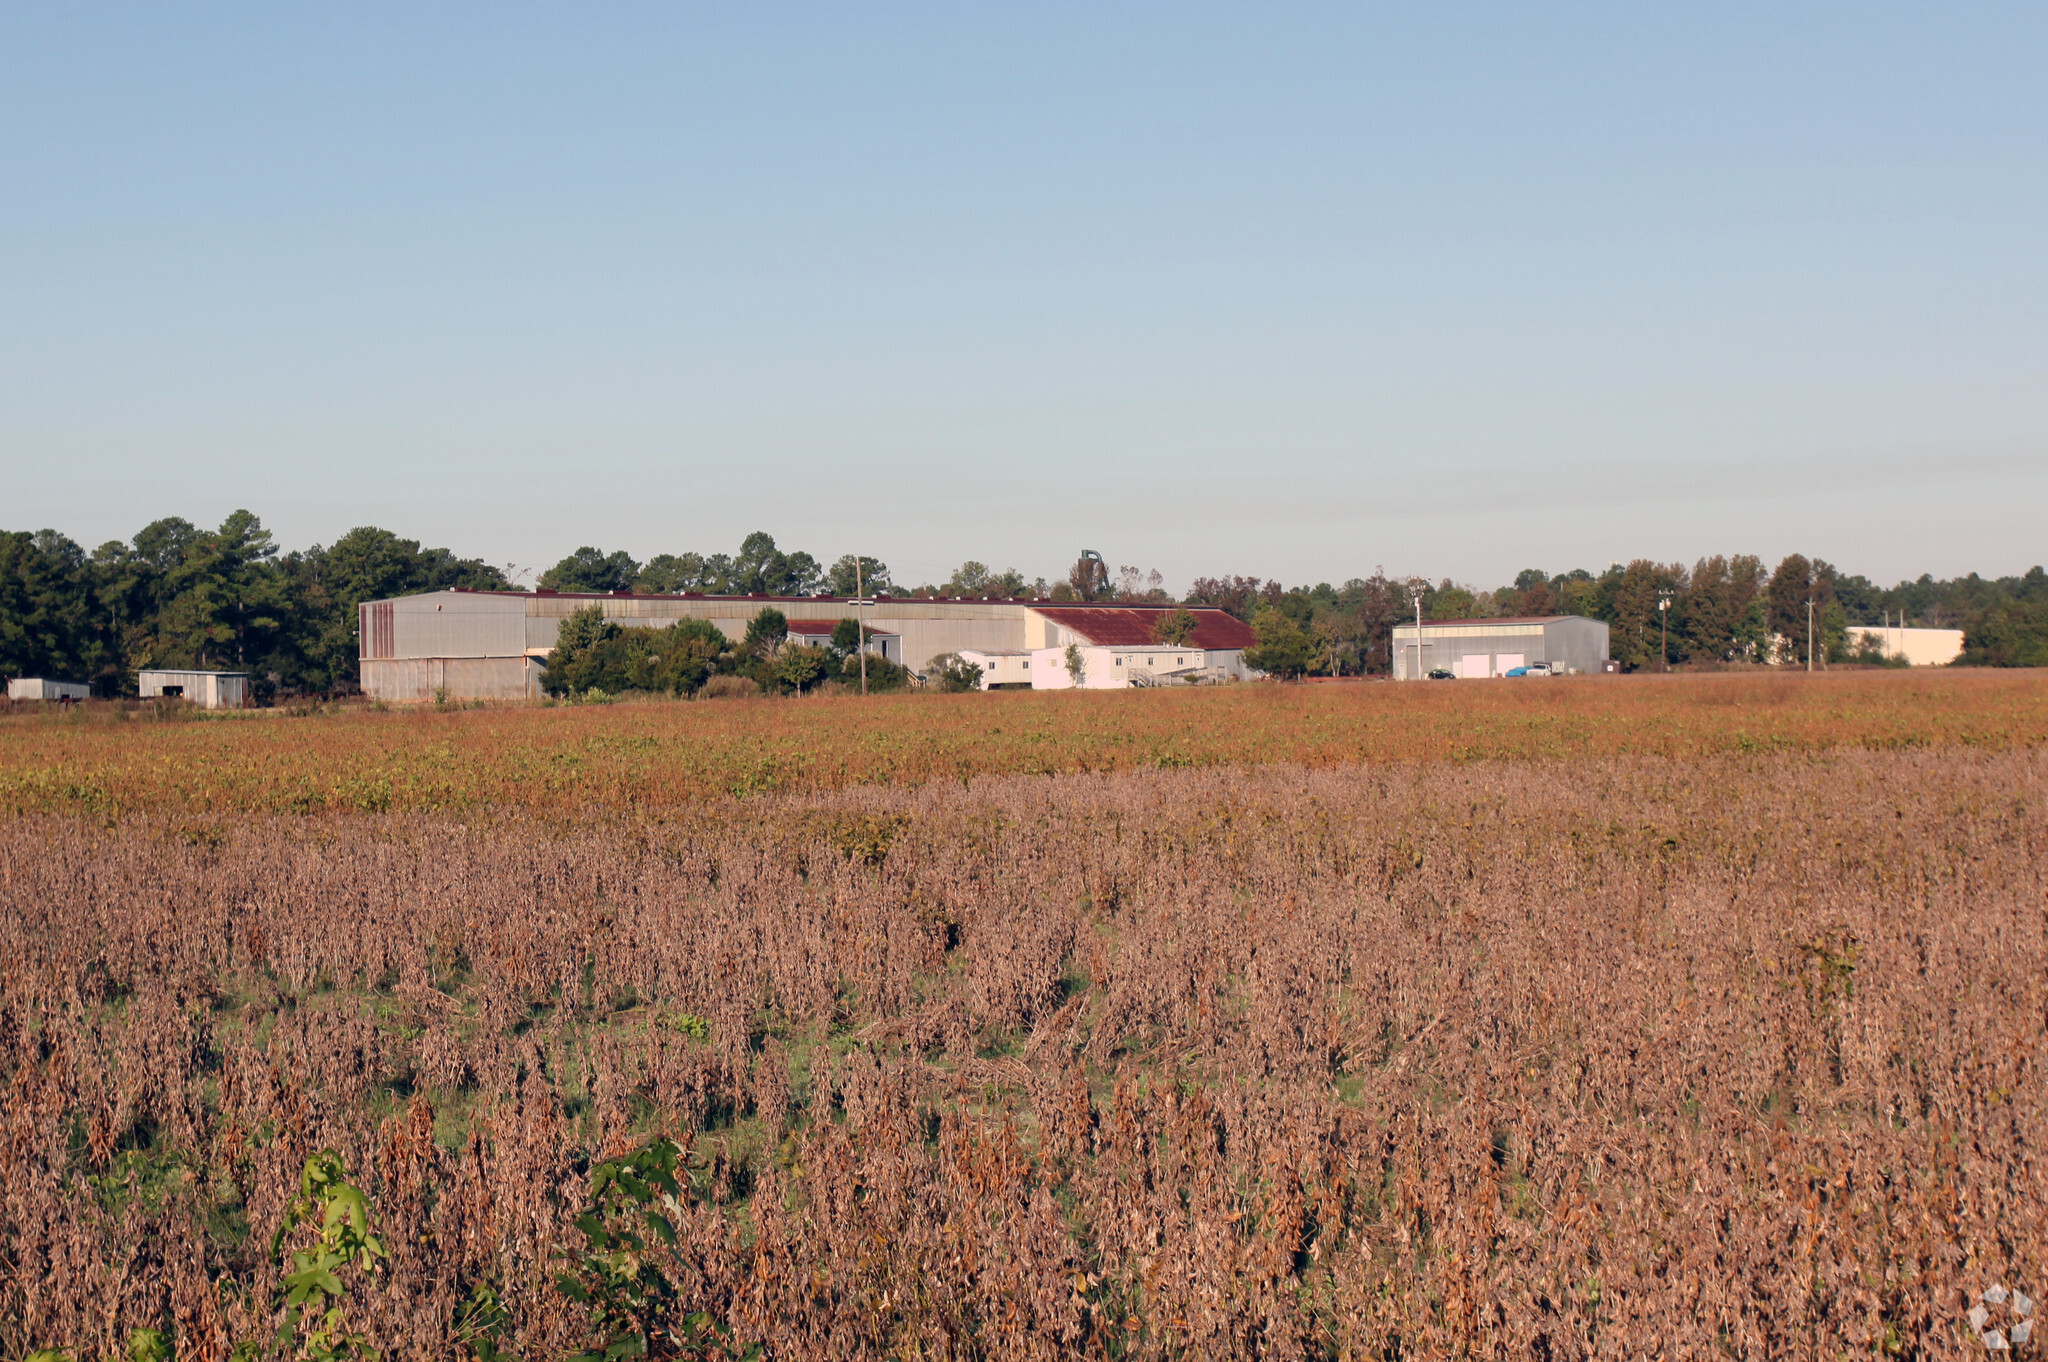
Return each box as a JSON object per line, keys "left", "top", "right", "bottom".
{"left": 1658, "top": 591, "right": 1673, "bottom": 673}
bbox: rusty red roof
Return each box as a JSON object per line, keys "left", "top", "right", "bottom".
{"left": 1033, "top": 605, "right": 1256, "bottom": 650}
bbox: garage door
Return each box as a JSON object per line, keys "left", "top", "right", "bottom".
{"left": 1496, "top": 653, "right": 1525, "bottom": 673}
{"left": 1459, "top": 653, "right": 1492, "bottom": 679}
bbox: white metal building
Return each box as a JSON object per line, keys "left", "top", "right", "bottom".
{"left": 7, "top": 678, "right": 90, "bottom": 701}
{"left": 1839, "top": 624, "right": 1964, "bottom": 666}
{"left": 357, "top": 590, "right": 1256, "bottom": 700}
{"left": 138, "top": 669, "right": 249, "bottom": 709}
{"left": 1390, "top": 616, "right": 1611, "bottom": 680}
{"left": 955, "top": 606, "right": 1258, "bottom": 689}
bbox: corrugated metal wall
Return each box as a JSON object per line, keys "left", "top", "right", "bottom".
{"left": 359, "top": 657, "right": 543, "bottom": 702}
{"left": 1390, "top": 619, "right": 1611, "bottom": 679}
{"left": 361, "top": 601, "right": 395, "bottom": 659}
{"left": 391, "top": 596, "right": 529, "bottom": 659}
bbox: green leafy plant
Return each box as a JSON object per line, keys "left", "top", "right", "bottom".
{"left": 452, "top": 1284, "right": 519, "bottom": 1361}
{"left": 662, "top": 1011, "right": 711, "bottom": 1040}
{"left": 128, "top": 1329, "right": 174, "bottom": 1362}
{"left": 555, "top": 1137, "right": 752, "bottom": 1362}
{"left": 770, "top": 640, "right": 827, "bottom": 695}
{"left": 237, "top": 1150, "right": 387, "bottom": 1361}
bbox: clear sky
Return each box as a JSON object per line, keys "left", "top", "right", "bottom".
{"left": 5, "top": 4, "right": 2044, "bottom": 592}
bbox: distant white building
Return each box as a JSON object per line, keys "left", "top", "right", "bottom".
{"left": 958, "top": 606, "right": 1257, "bottom": 690}
{"left": 356, "top": 590, "right": 1257, "bottom": 700}
{"left": 1390, "top": 616, "right": 1611, "bottom": 680}
{"left": 1839, "top": 624, "right": 1964, "bottom": 666}
{"left": 138, "top": 669, "right": 249, "bottom": 709}
{"left": 7, "top": 678, "right": 90, "bottom": 702}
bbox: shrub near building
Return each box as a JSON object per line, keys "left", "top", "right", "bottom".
{"left": 542, "top": 606, "right": 730, "bottom": 697}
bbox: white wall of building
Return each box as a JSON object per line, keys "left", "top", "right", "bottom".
{"left": 7, "top": 678, "right": 90, "bottom": 701}
{"left": 1840, "top": 625, "right": 1964, "bottom": 666}
{"left": 138, "top": 670, "right": 248, "bottom": 709}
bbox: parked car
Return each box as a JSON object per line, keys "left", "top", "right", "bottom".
{"left": 1426, "top": 668, "right": 1456, "bottom": 680}
{"left": 1506, "top": 663, "right": 1553, "bottom": 677}
{"left": 1505, "top": 665, "right": 1530, "bottom": 677}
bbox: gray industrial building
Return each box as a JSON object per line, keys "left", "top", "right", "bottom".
{"left": 138, "top": 669, "right": 250, "bottom": 708}
{"left": 358, "top": 590, "right": 1249, "bottom": 701}
{"left": 1390, "top": 616, "right": 1610, "bottom": 680}
{"left": 7, "top": 677, "right": 90, "bottom": 702}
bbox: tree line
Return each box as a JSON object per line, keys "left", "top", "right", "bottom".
{"left": 1206, "top": 555, "right": 2048, "bottom": 677}
{"left": 3, "top": 512, "right": 2044, "bottom": 697}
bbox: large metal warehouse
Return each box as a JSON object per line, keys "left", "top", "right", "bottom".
{"left": 1390, "top": 616, "right": 1610, "bottom": 680}
{"left": 357, "top": 590, "right": 1257, "bottom": 701}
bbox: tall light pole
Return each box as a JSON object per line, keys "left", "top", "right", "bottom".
{"left": 1658, "top": 591, "right": 1672, "bottom": 673}
{"left": 850, "top": 557, "right": 874, "bottom": 697}
{"left": 1410, "top": 586, "right": 1425, "bottom": 679}
{"left": 1806, "top": 597, "right": 1814, "bottom": 673}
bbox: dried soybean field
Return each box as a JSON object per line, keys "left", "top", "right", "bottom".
{"left": 3, "top": 673, "right": 2046, "bottom": 1359}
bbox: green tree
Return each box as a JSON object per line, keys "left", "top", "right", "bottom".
{"left": 540, "top": 547, "right": 640, "bottom": 593}
{"left": 732, "top": 532, "right": 821, "bottom": 595}
{"left": 1606, "top": 560, "right": 1687, "bottom": 671}
{"left": 0, "top": 529, "right": 110, "bottom": 687}
{"left": 1677, "top": 554, "right": 1766, "bottom": 664}
{"left": 543, "top": 609, "right": 731, "bottom": 696}
{"left": 1244, "top": 605, "right": 1313, "bottom": 679}
{"left": 740, "top": 607, "right": 787, "bottom": 656}
{"left": 542, "top": 606, "right": 622, "bottom": 695}
{"left": 1767, "top": 554, "right": 1839, "bottom": 667}
{"left": 824, "top": 554, "right": 893, "bottom": 597}
{"left": 145, "top": 511, "right": 291, "bottom": 674}
{"left": 636, "top": 552, "right": 707, "bottom": 594}
{"left": 1427, "top": 586, "right": 1478, "bottom": 620}
{"left": 1152, "top": 607, "right": 1199, "bottom": 645}
{"left": 926, "top": 652, "right": 985, "bottom": 692}
{"left": 1960, "top": 599, "right": 2048, "bottom": 667}
{"left": 771, "top": 639, "right": 829, "bottom": 693}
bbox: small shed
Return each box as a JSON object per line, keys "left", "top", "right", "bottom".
{"left": 138, "top": 669, "right": 249, "bottom": 709}
{"left": 7, "top": 678, "right": 90, "bottom": 701}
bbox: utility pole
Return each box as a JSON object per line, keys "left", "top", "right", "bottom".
{"left": 1410, "top": 586, "right": 1424, "bottom": 680}
{"left": 1658, "top": 591, "right": 1672, "bottom": 673}
{"left": 1806, "top": 597, "right": 1814, "bottom": 673}
{"left": 853, "top": 557, "right": 870, "bottom": 697}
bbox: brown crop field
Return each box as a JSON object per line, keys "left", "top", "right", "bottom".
{"left": 2, "top": 669, "right": 2045, "bottom": 816}
{"left": 3, "top": 671, "right": 2046, "bottom": 1359}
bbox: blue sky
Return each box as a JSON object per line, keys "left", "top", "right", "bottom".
{"left": 4, "top": 4, "right": 2044, "bottom": 591}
